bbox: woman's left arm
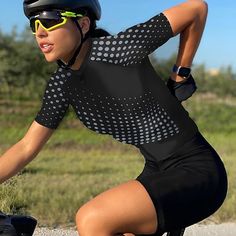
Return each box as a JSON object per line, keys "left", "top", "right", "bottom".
{"left": 164, "top": 0, "right": 208, "bottom": 101}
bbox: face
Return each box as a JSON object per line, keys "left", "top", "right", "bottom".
{"left": 34, "top": 17, "right": 90, "bottom": 63}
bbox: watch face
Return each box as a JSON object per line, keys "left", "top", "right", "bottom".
{"left": 173, "top": 65, "right": 191, "bottom": 77}
{"left": 178, "top": 67, "right": 191, "bottom": 77}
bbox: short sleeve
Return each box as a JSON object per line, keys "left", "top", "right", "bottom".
{"left": 90, "top": 13, "right": 174, "bottom": 66}
{"left": 35, "top": 72, "right": 70, "bottom": 129}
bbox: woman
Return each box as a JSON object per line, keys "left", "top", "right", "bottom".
{"left": 0, "top": 0, "right": 227, "bottom": 235}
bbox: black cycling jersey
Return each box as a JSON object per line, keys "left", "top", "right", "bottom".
{"left": 34, "top": 13, "right": 228, "bottom": 234}
{"left": 35, "top": 13, "right": 198, "bottom": 159}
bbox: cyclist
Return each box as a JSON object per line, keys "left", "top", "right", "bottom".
{"left": 0, "top": 0, "right": 227, "bottom": 235}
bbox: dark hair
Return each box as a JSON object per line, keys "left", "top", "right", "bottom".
{"left": 89, "top": 20, "right": 110, "bottom": 37}
{"left": 90, "top": 28, "right": 110, "bottom": 37}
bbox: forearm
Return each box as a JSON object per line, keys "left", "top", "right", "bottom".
{"left": 0, "top": 138, "right": 39, "bottom": 184}
{"left": 175, "top": 20, "right": 200, "bottom": 69}
{"left": 0, "top": 122, "right": 54, "bottom": 184}
{"left": 164, "top": 0, "right": 208, "bottom": 82}
{"left": 172, "top": 18, "right": 205, "bottom": 82}
{"left": 163, "top": 1, "right": 208, "bottom": 101}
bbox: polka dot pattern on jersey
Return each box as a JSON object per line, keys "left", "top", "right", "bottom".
{"left": 35, "top": 68, "right": 71, "bottom": 129}
{"left": 90, "top": 13, "right": 173, "bottom": 66}
{"left": 70, "top": 86, "right": 179, "bottom": 146}
{"left": 35, "top": 13, "right": 182, "bottom": 145}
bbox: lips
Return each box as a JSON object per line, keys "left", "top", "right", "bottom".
{"left": 39, "top": 42, "right": 54, "bottom": 53}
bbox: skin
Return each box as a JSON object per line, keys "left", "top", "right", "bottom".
{"left": 35, "top": 16, "right": 91, "bottom": 68}
{"left": 0, "top": 1, "right": 208, "bottom": 235}
{"left": 166, "top": 0, "right": 208, "bottom": 82}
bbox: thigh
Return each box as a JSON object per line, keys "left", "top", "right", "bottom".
{"left": 76, "top": 180, "right": 158, "bottom": 235}
{"left": 137, "top": 145, "right": 228, "bottom": 232}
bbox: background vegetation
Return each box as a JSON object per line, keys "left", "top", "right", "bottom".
{"left": 0, "top": 29, "right": 236, "bottom": 228}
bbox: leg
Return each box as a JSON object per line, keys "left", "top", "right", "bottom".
{"left": 163, "top": 0, "right": 208, "bottom": 81}
{"left": 75, "top": 180, "right": 158, "bottom": 236}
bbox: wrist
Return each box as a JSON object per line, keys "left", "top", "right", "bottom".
{"left": 172, "top": 64, "right": 191, "bottom": 80}
{"left": 170, "top": 73, "right": 188, "bottom": 83}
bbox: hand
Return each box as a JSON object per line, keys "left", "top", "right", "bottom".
{"left": 166, "top": 74, "right": 197, "bottom": 102}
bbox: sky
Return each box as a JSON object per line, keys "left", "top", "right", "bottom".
{"left": 0, "top": 0, "right": 235, "bottom": 72}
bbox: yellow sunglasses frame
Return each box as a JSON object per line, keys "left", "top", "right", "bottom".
{"left": 31, "top": 11, "right": 83, "bottom": 34}
{"left": 32, "top": 17, "right": 68, "bottom": 34}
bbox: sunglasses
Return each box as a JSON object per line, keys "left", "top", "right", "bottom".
{"left": 29, "top": 11, "right": 83, "bottom": 34}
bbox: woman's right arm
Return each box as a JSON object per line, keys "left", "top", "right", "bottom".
{"left": 0, "top": 121, "right": 54, "bottom": 184}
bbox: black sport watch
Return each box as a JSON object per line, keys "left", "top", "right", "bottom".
{"left": 172, "top": 64, "right": 191, "bottom": 78}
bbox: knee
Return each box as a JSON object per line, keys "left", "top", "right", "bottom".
{"left": 75, "top": 205, "right": 94, "bottom": 235}
{"left": 75, "top": 204, "right": 106, "bottom": 235}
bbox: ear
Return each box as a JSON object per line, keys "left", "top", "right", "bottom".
{"left": 78, "top": 17, "right": 91, "bottom": 36}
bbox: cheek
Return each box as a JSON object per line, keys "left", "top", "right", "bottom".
{"left": 55, "top": 33, "right": 76, "bottom": 51}
{"left": 54, "top": 30, "right": 80, "bottom": 59}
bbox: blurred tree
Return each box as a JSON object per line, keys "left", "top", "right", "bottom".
{"left": 150, "top": 53, "right": 177, "bottom": 82}
{"left": 0, "top": 27, "right": 235, "bottom": 100}
{"left": 0, "top": 27, "right": 56, "bottom": 100}
{"left": 221, "top": 65, "right": 235, "bottom": 80}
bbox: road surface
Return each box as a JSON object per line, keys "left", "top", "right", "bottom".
{"left": 34, "top": 223, "right": 236, "bottom": 235}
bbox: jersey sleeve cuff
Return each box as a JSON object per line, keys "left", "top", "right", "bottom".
{"left": 34, "top": 117, "right": 58, "bottom": 130}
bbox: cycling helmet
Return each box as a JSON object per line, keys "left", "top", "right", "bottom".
{"left": 23, "top": 0, "right": 101, "bottom": 68}
{"left": 23, "top": 0, "right": 101, "bottom": 20}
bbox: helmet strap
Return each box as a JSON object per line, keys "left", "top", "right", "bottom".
{"left": 57, "top": 19, "right": 89, "bottom": 69}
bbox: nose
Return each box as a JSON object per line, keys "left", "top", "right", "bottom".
{"left": 35, "top": 23, "right": 48, "bottom": 38}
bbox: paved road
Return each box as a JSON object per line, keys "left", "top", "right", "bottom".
{"left": 34, "top": 223, "right": 236, "bottom": 235}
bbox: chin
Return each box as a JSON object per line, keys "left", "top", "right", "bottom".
{"left": 44, "top": 54, "right": 59, "bottom": 63}
{"left": 45, "top": 58, "right": 56, "bottom": 63}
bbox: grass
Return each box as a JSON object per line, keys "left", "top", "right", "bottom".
{"left": 0, "top": 93, "right": 236, "bottom": 227}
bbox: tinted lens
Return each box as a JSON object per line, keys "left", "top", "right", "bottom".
{"left": 30, "top": 18, "right": 64, "bottom": 33}
{"left": 40, "top": 18, "right": 64, "bottom": 28}
{"left": 29, "top": 11, "right": 64, "bottom": 33}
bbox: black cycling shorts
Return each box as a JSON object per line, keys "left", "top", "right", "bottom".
{"left": 136, "top": 132, "right": 228, "bottom": 235}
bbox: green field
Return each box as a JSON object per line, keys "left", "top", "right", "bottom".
{"left": 0, "top": 93, "right": 236, "bottom": 227}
